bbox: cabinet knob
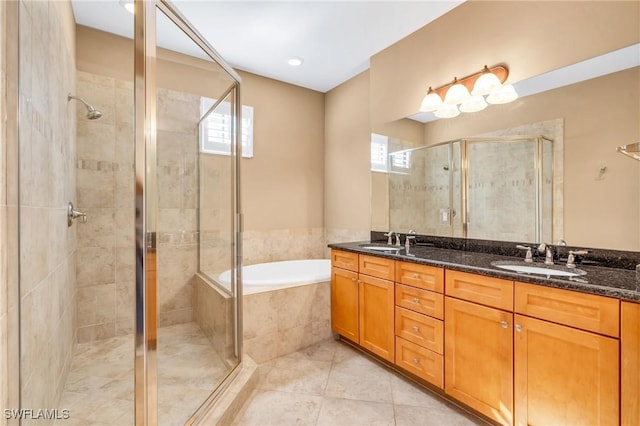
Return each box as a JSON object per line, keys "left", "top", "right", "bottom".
{"left": 412, "top": 273, "right": 420, "bottom": 279}
{"left": 412, "top": 298, "right": 420, "bottom": 304}
{"left": 412, "top": 357, "right": 420, "bottom": 364}
{"left": 500, "top": 320, "right": 509, "bottom": 329}
{"left": 515, "top": 324, "right": 523, "bottom": 332}
{"left": 412, "top": 325, "right": 420, "bottom": 332}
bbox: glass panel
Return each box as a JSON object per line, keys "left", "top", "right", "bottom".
{"left": 18, "top": 0, "right": 135, "bottom": 424}
{"left": 467, "top": 139, "right": 538, "bottom": 241}
{"left": 155, "top": 9, "right": 238, "bottom": 425}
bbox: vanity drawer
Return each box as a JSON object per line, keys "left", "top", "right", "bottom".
{"left": 395, "top": 261, "right": 444, "bottom": 293}
{"left": 445, "top": 270, "right": 514, "bottom": 311}
{"left": 359, "top": 254, "right": 395, "bottom": 280}
{"left": 515, "top": 282, "right": 619, "bottom": 337}
{"left": 331, "top": 249, "right": 359, "bottom": 272}
{"left": 395, "top": 284, "right": 444, "bottom": 319}
{"left": 395, "top": 336, "right": 443, "bottom": 388}
{"left": 395, "top": 307, "right": 443, "bottom": 354}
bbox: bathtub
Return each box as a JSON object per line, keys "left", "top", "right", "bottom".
{"left": 218, "top": 259, "right": 331, "bottom": 295}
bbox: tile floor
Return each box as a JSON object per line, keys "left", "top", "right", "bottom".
{"left": 55, "top": 322, "right": 231, "bottom": 426}
{"left": 232, "top": 339, "right": 487, "bottom": 426}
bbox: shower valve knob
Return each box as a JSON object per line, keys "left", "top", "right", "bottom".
{"left": 67, "top": 202, "right": 87, "bottom": 227}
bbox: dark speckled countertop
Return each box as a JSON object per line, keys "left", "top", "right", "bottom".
{"left": 328, "top": 241, "right": 640, "bottom": 302}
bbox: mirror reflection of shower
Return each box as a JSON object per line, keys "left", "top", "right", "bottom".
{"left": 67, "top": 93, "right": 103, "bottom": 120}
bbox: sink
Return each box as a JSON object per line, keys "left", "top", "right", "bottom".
{"left": 491, "top": 261, "right": 586, "bottom": 278}
{"left": 358, "top": 243, "right": 402, "bottom": 252}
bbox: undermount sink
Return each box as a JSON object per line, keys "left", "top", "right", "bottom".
{"left": 491, "top": 261, "right": 586, "bottom": 278}
{"left": 358, "top": 243, "right": 402, "bottom": 252}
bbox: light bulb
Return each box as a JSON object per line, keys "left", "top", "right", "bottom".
{"left": 434, "top": 104, "right": 460, "bottom": 119}
{"left": 472, "top": 66, "right": 502, "bottom": 96}
{"left": 486, "top": 84, "right": 518, "bottom": 104}
{"left": 419, "top": 87, "right": 443, "bottom": 112}
{"left": 444, "top": 79, "right": 471, "bottom": 105}
{"left": 119, "top": 0, "right": 134, "bottom": 14}
{"left": 460, "top": 95, "right": 488, "bottom": 113}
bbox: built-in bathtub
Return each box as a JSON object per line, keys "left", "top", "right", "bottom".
{"left": 219, "top": 259, "right": 332, "bottom": 363}
{"left": 218, "top": 259, "right": 330, "bottom": 294}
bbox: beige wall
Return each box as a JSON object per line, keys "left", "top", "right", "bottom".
{"left": 370, "top": 1, "right": 640, "bottom": 125}
{"left": 324, "top": 70, "right": 371, "bottom": 247}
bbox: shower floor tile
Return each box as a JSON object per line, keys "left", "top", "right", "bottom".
{"left": 232, "top": 339, "right": 488, "bottom": 426}
{"left": 55, "top": 322, "right": 230, "bottom": 426}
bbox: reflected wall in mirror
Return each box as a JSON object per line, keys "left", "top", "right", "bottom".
{"left": 372, "top": 64, "right": 639, "bottom": 251}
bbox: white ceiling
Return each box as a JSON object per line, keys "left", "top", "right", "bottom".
{"left": 71, "top": 0, "right": 464, "bottom": 93}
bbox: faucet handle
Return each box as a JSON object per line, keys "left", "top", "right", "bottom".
{"left": 516, "top": 245, "right": 534, "bottom": 263}
{"left": 566, "top": 250, "right": 589, "bottom": 268}
{"left": 384, "top": 231, "right": 394, "bottom": 245}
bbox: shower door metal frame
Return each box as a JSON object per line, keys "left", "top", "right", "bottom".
{"left": 134, "top": 1, "right": 243, "bottom": 425}
{"left": 389, "top": 135, "right": 553, "bottom": 242}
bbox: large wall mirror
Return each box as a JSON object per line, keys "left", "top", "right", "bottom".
{"left": 371, "top": 49, "right": 640, "bottom": 252}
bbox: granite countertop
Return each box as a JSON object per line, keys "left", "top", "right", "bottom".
{"left": 328, "top": 241, "right": 640, "bottom": 302}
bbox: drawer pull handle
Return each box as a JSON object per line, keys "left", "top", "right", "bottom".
{"left": 412, "top": 298, "right": 420, "bottom": 304}
{"left": 515, "top": 324, "right": 523, "bottom": 332}
{"left": 351, "top": 278, "right": 357, "bottom": 282}
{"left": 412, "top": 273, "right": 420, "bottom": 279}
{"left": 412, "top": 357, "right": 420, "bottom": 364}
{"left": 500, "top": 320, "right": 509, "bottom": 329}
{"left": 412, "top": 325, "right": 420, "bottom": 332}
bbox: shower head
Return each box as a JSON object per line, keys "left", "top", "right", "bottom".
{"left": 67, "top": 94, "right": 103, "bottom": 120}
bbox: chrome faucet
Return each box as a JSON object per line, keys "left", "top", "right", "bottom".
{"left": 516, "top": 245, "right": 534, "bottom": 263}
{"left": 537, "top": 243, "right": 555, "bottom": 265}
{"left": 405, "top": 230, "right": 417, "bottom": 250}
{"left": 566, "top": 250, "right": 589, "bottom": 268}
{"left": 395, "top": 234, "right": 401, "bottom": 246}
{"left": 384, "top": 231, "right": 394, "bottom": 245}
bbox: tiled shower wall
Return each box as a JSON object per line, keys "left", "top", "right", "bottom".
{"left": 75, "top": 71, "right": 135, "bottom": 341}
{"left": 18, "top": 0, "right": 77, "bottom": 416}
{"left": 75, "top": 73, "right": 205, "bottom": 341}
{"left": 1, "top": 0, "right": 8, "bottom": 421}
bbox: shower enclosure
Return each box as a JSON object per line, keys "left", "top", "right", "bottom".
{"left": 388, "top": 136, "right": 553, "bottom": 243}
{"left": 4, "top": 1, "right": 242, "bottom": 425}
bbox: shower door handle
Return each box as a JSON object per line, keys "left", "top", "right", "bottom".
{"left": 67, "top": 202, "right": 87, "bottom": 227}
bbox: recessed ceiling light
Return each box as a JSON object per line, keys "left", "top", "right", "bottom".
{"left": 119, "top": 0, "right": 135, "bottom": 14}
{"left": 287, "top": 57, "right": 304, "bottom": 67}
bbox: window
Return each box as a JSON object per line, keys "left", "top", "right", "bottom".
{"left": 200, "top": 97, "right": 254, "bottom": 158}
{"left": 391, "top": 151, "right": 411, "bottom": 169}
{"left": 371, "top": 133, "right": 388, "bottom": 172}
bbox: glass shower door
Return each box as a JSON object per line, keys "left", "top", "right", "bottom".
{"left": 150, "top": 4, "right": 241, "bottom": 425}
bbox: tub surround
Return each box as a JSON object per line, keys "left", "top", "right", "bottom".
{"left": 243, "top": 281, "right": 331, "bottom": 364}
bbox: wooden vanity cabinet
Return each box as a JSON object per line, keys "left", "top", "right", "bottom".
{"left": 394, "top": 261, "right": 445, "bottom": 388}
{"left": 513, "top": 282, "right": 620, "bottom": 426}
{"left": 444, "top": 272, "right": 514, "bottom": 425}
{"left": 330, "top": 250, "right": 395, "bottom": 362}
{"left": 621, "top": 301, "right": 640, "bottom": 426}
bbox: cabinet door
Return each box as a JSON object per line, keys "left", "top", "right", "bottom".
{"left": 514, "top": 314, "right": 619, "bottom": 426}
{"left": 622, "top": 301, "right": 640, "bottom": 426}
{"left": 359, "top": 274, "right": 395, "bottom": 362}
{"left": 445, "top": 297, "right": 513, "bottom": 425}
{"left": 331, "top": 267, "right": 359, "bottom": 342}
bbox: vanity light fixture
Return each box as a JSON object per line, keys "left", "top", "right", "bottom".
{"left": 419, "top": 65, "right": 517, "bottom": 118}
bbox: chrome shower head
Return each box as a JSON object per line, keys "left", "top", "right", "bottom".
{"left": 68, "top": 94, "right": 103, "bottom": 120}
